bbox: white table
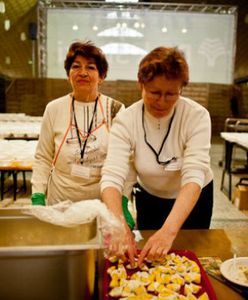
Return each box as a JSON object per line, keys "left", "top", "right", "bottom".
{"left": 220, "top": 132, "right": 248, "bottom": 150}
{"left": 220, "top": 132, "right": 248, "bottom": 199}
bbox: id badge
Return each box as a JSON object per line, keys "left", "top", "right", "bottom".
{"left": 71, "top": 163, "right": 90, "bottom": 178}
{"left": 164, "top": 158, "right": 182, "bottom": 171}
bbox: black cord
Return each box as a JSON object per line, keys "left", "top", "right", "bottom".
{"left": 142, "top": 104, "right": 176, "bottom": 165}
{"left": 72, "top": 96, "right": 98, "bottom": 164}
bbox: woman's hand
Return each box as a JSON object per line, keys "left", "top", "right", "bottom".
{"left": 101, "top": 187, "right": 138, "bottom": 265}
{"left": 106, "top": 222, "right": 137, "bottom": 266}
{"left": 137, "top": 183, "right": 202, "bottom": 266}
{"left": 138, "top": 228, "right": 175, "bottom": 266}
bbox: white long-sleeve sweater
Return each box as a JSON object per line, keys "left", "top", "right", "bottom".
{"left": 101, "top": 96, "right": 213, "bottom": 199}
{"left": 31, "top": 93, "right": 124, "bottom": 204}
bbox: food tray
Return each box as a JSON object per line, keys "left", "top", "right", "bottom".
{"left": 103, "top": 249, "right": 217, "bottom": 300}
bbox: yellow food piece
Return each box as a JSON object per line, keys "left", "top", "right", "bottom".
{"left": 109, "top": 278, "right": 119, "bottom": 288}
{"left": 185, "top": 294, "right": 197, "bottom": 300}
{"left": 107, "top": 265, "right": 116, "bottom": 274}
{"left": 198, "top": 292, "right": 210, "bottom": 300}
{"left": 166, "top": 283, "right": 181, "bottom": 292}
{"left": 158, "top": 287, "right": 176, "bottom": 297}
{"left": 134, "top": 285, "right": 146, "bottom": 295}
{"left": 109, "top": 286, "right": 123, "bottom": 297}
{"left": 147, "top": 281, "right": 159, "bottom": 292}
{"left": 171, "top": 274, "right": 185, "bottom": 285}
{"left": 108, "top": 256, "right": 118, "bottom": 263}
{"left": 184, "top": 283, "right": 201, "bottom": 295}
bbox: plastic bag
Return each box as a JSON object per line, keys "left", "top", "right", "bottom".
{"left": 23, "top": 199, "right": 126, "bottom": 255}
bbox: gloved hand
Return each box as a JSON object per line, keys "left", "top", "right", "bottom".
{"left": 122, "top": 195, "right": 135, "bottom": 230}
{"left": 31, "top": 193, "right": 46, "bottom": 206}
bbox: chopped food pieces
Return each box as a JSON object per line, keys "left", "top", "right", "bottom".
{"left": 107, "top": 253, "right": 210, "bottom": 299}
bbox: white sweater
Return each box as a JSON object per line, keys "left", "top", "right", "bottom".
{"left": 31, "top": 93, "right": 124, "bottom": 204}
{"left": 101, "top": 96, "right": 213, "bottom": 199}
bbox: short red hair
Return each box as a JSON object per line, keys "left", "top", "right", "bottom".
{"left": 138, "top": 47, "right": 189, "bottom": 86}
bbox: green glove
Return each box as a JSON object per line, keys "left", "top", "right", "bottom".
{"left": 122, "top": 195, "right": 135, "bottom": 230}
{"left": 31, "top": 193, "right": 46, "bottom": 206}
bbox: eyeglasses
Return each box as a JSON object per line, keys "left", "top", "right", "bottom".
{"left": 144, "top": 88, "right": 181, "bottom": 102}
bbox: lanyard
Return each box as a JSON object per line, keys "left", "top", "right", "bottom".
{"left": 72, "top": 96, "right": 98, "bottom": 164}
{"left": 142, "top": 104, "right": 176, "bottom": 165}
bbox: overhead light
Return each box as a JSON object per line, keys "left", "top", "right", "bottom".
{"left": 20, "top": 32, "right": 26, "bottom": 41}
{"left": 181, "top": 28, "right": 188, "bottom": 34}
{"left": 162, "top": 27, "right": 168, "bottom": 33}
{"left": 5, "top": 56, "right": 11, "bottom": 64}
{"left": 72, "top": 24, "right": 78, "bottom": 31}
{"left": 134, "top": 22, "right": 140, "bottom": 28}
{"left": 4, "top": 19, "right": 10, "bottom": 31}
{"left": 92, "top": 25, "right": 98, "bottom": 31}
{"left": 0, "top": 1, "right": 5, "bottom": 14}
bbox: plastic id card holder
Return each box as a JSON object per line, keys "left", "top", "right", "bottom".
{"left": 71, "top": 163, "right": 90, "bottom": 179}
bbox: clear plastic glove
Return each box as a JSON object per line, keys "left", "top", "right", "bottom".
{"left": 104, "top": 219, "right": 137, "bottom": 266}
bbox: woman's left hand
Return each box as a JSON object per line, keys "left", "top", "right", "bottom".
{"left": 138, "top": 228, "right": 175, "bottom": 266}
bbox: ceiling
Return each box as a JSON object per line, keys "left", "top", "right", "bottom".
{"left": 0, "top": 0, "right": 36, "bottom": 28}
{"left": 0, "top": 0, "right": 37, "bottom": 78}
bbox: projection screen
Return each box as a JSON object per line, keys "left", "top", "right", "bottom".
{"left": 47, "top": 7, "right": 236, "bottom": 84}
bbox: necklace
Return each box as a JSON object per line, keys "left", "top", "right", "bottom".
{"left": 157, "top": 119, "right": 161, "bottom": 130}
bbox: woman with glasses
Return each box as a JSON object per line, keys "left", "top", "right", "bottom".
{"left": 31, "top": 40, "right": 125, "bottom": 205}
{"left": 101, "top": 46, "right": 213, "bottom": 265}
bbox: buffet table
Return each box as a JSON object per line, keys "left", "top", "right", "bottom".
{"left": 98, "top": 229, "right": 248, "bottom": 300}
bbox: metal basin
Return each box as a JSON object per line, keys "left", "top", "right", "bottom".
{"left": 0, "top": 208, "right": 100, "bottom": 300}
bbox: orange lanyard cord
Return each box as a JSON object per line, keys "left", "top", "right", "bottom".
{"left": 99, "top": 97, "right": 109, "bottom": 132}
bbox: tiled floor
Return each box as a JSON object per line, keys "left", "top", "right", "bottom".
{"left": 1, "top": 138, "right": 248, "bottom": 228}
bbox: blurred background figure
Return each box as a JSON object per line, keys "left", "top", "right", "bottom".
{"left": 230, "top": 83, "right": 243, "bottom": 118}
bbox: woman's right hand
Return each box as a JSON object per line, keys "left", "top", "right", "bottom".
{"left": 101, "top": 187, "right": 137, "bottom": 265}
{"left": 105, "top": 222, "right": 137, "bottom": 266}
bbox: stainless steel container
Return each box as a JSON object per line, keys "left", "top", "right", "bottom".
{"left": 0, "top": 208, "right": 101, "bottom": 300}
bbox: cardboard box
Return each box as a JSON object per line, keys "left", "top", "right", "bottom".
{"left": 234, "top": 179, "right": 248, "bottom": 210}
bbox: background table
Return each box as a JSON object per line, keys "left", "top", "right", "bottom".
{"left": 0, "top": 140, "right": 36, "bottom": 200}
